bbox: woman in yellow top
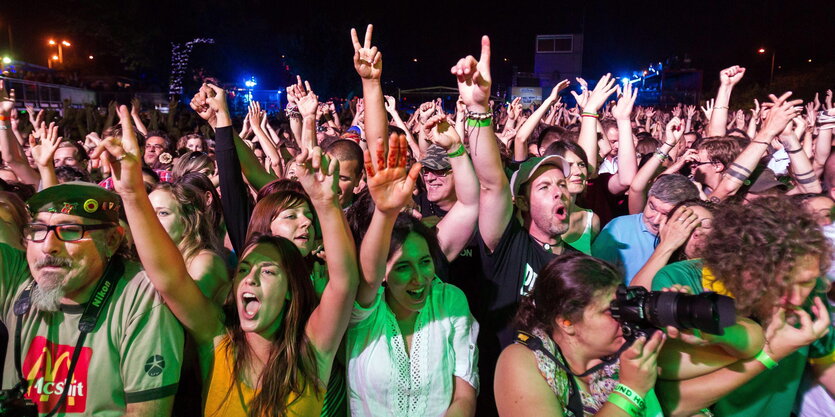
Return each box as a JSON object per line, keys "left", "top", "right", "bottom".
{"left": 95, "top": 84, "right": 358, "bottom": 417}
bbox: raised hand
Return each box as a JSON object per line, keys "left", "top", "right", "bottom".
{"left": 189, "top": 85, "right": 217, "bottom": 126}
{"left": 0, "top": 80, "right": 15, "bottom": 114}
{"left": 507, "top": 97, "right": 522, "bottom": 120}
{"left": 701, "top": 98, "right": 715, "bottom": 121}
{"left": 579, "top": 74, "right": 618, "bottom": 113}
{"left": 418, "top": 101, "right": 435, "bottom": 123}
{"left": 671, "top": 105, "right": 682, "bottom": 118}
{"left": 761, "top": 92, "right": 803, "bottom": 138}
{"left": 286, "top": 75, "right": 306, "bottom": 106}
{"left": 364, "top": 133, "right": 421, "bottom": 214}
{"left": 547, "top": 79, "right": 570, "bottom": 102}
{"left": 751, "top": 99, "right": 761, "bottom": 121}
{"left": 294, "top": 146, "right": 340, "bottom": 204}
{"left": 130, "top": 97, "right": 141, "bottom": 117}
{"left": 644, "top": 106, "right": 657, "bottom": 119}
{"left": 826, "top": 89, "right": 833, "bottom": 110}
{"left": 719, "top": 65, "right": 746, "bottom": 87}
{"left": 89, "top": 106, "right": 144, "bottom": 195}
{"left": 805, "top": 102, "right": 818, "bottom": 127}
{"left": 297, "top": 87, "right": 319, "bottom": 119}
{"left": 665, "top": 116, "right": 685, "bottom": 143}
{"left": 248, "top": 101, "right": 263, "bottom": 126}
{"left": 685, "top": 104, "right": 696, "bottom": 119}
{"left": 384, "top": 95, "right": 396, "bottom": 113}
{"left": 423, "top": 115, "right": 461, "bottom": 151}
{"left": 451, "top": 35, "right": 492, "bottom": 112}
{"left": 351, "top": 24, "right": 382, "bottom": 80}
{"left": 29, "top": 122, "right": 62, "bottom": 167}
{"left": 611, "top": 82, "right": 638, "bottom": 121}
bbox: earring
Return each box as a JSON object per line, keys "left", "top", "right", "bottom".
{"left": 562, "top": 320, "right": 572, "bottom": 327}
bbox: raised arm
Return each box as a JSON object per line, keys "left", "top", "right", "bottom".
{"left": 351, "top": 24, "right": 386, "bottom": 166}
{"left": 628, "top": 117, "right": 685, "bottom": 214}
{"left": 514, "top": 80, "right": 570, "bottom": 161}
{"left": 608, "top": 82, "right": 638, "bottom": 194}
{"left": 0, "top": 82, "right": 39, "bottom": 185}
{"left": 249, "top": 101, "right": 282, "bottom": 166}
{"left": 357, "top": 133, "right": 421, "bottom": 307}
{"left": 28, "top": 123, "right": 62, "bottom": 188}
{"left": 781, "top": 117, "right": 821, "bottom": 193}
{"left": 706, "top": 66, "right": 745, "bottom": 137}
{"left": 92, "top": 104, "right": 223, "bottom": 345}
{"left": 294, "top": 146, "right": 359, "bottom": 356}
{"left": 424, "top": 115, "right": 480, "bottom": 261}
{"left": 130, "top": 97, "right": 148, "bottom": 136}
{"left": 385, "top": 95, "right": 421, "bottom": 158}
{"left": 451, "top": 36, "right": 511, "bottom": 252}
{"left": 711, "top": 92, "right": 801, "bottom": 201}
{"left": 296, "top": 81, "right": 320, "bottom": 150}
{"left": 575, "top": 74, "right": 618, "bottom": 176}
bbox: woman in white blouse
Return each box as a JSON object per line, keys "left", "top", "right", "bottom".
{"left": 346, "top": 128, "right": 480, "bottom": 417}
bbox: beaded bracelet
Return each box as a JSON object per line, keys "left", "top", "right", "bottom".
{"left": 607, "top": 393, "right": 643, "bottom": 417}
{"left": 755, "top": 349, "right": 778, "bottom": 369}
{"left": 467, "top": 111, "right": 493, "bottom": 120}
{"left": 466, "top": 118, "right": 492, "bottom": 127}
{"left": 447, "top": 143, "right": 466, "bottom": 158}
{"left": 614, "top": 384, "right": 646, "bottom": 410}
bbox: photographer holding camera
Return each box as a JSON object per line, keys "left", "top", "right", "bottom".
{"left": 652, "top": 195, "right": 834, "bottom": 417}
{"left": 494, "top": 253, "right": 668, "bottom": 417}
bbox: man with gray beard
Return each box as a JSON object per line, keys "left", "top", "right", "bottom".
{"left": 0, "top": 182, "right": 183, "bottom": 416}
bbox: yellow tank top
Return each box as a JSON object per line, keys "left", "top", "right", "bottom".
{"left": 203, "top": 336, "right": 325, "bottom": 417}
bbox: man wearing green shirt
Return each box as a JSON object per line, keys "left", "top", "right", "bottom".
{"left": 651, "top": 197, "right": 834, "bottom": 417}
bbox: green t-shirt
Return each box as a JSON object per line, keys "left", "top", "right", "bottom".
{"left": 0, "top": 243, "right": 184, "bottom": 416}
{"left": 652, "top": 260, "right": 835, "bottom": 417}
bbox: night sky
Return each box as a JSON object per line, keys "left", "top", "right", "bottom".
{"left": 1, "top": 0, "right": 834, "bottom": 97}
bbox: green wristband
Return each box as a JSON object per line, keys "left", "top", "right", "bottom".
{"left": 447, "top": 143, "right": 466, "bottom": 158}
{"left": 466, "top": 118, "right": 492, "bottom": 127}
{"left": 755, "top": 349, "right": 778, "bottom": 369}
{"left": 614, "top": 384, "right": 646, "bottom": 410}
{"left": 607, "top": 392, "right": 643, "bottom": 417}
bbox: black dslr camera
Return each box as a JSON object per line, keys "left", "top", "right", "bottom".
{"left": 610, "top": 285, "right": 736, "bottom": 340}
{"left": 0, "top": 382, "right": 37, "bottom": 417}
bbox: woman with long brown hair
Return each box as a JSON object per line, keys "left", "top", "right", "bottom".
{"left": 98, "top": 90, "right": 358, "bottom": 417}
{"left": 149, "top": 181, "right": 228, "bottom": 304}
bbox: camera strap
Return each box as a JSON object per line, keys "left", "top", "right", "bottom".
{"left": 12, "top": 257, "right": 123, "bottom": 417}
{"left": 515, "top": 330, "right": 631, "bottom": 417}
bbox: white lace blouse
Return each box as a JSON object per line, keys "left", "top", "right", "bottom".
{"left": 345, "top": 279, "right": 479, "bottom": 417}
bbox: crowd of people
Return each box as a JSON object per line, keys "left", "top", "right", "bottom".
{"left": 0, "top": 23, "right": 834, "bottom": 417}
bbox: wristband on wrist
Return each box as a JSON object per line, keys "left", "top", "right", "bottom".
{"left": 607, "top": 392, "right": 643, "bottom": 417}
{"left": 714, "top": 106, "right": 730, "bottom": 110}
{"left": 0, "top": 115, "right": 8, "bottom": 121}
{"left": 466, "top": 118, "right": 492, "bottom": 127}
{"left": 467, "top": 111, "right": 492, "bottom": 120}
{"left": 654, "top": 150, "right": 669, "bottom": 161}
{"left": 0, "top": 124, "right": 8, "bottom": 130}
{"left": 581, "top": 112, "right": 599, "bottom": 119}
{"left": 663, "top": 141, "right": 677, "bottom": 147}
{"left": 786, "top": 147, "right": 804, "bottom": 154}
{"left": 755, "top": 349, "right": 778, "bottom": 369}
{"left": 447, "top": 143, "right": 466, "bottom": 158}
{"left": 614, "top": 384, "right": 646, "bottom": 410}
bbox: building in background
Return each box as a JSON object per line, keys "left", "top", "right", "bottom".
{"left": 511, "top": 33, "right": 583, "bottom": 106}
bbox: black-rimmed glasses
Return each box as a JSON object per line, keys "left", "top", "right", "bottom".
{"left": 24, "top": 223, "right": 116, "bottom": 242}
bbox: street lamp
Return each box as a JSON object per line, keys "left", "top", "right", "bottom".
{"left": 757, "top": 47, "right": 775, "bottom": 89}
{"left": 47, "top": 39, "right": 71, "bottom": 67}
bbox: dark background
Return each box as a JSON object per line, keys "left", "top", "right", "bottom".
{"left": 1, "top": 0, "right": 834, "bottom": 100}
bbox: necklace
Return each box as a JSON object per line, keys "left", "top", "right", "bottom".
{"left": 530, "top": 234, "right": 562, "bottom": 254}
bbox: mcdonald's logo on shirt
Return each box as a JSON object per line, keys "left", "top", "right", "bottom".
{"left": 22, "top": 336, "right": 92, "bottom": 413}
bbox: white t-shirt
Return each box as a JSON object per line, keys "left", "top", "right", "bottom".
{"left": 345, "top": 279, "right": 479, "bottom": 417}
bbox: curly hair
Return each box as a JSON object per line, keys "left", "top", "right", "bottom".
{"left": 701, "top": 196, "right": 831, "bottom": 321}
